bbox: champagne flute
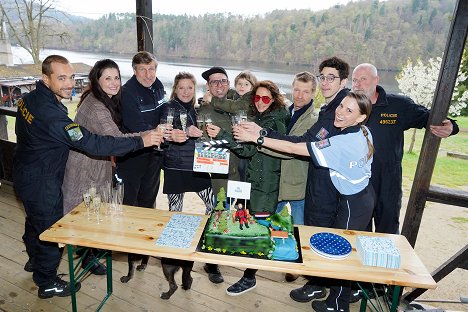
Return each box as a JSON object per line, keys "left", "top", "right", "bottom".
{"left": 179, "top": 109, "right": 188, "bottom": 133}
{"left": 238, "top": 110, "right": 248, "bottom": 123}
{"left": 231, "top": 115, "right": 242, "bottom": 145}
{"left": 154, "top": 124, "right": 165, "bottom": 151}
{"left": 166, "top": 108, "right": 174, "bottom": 127}
{"left": 196, "top": 114, "right": 205, "bottom": 141}
{"left": 83, "top": 192, "right": 91, "bottom": 220}
{"left": 204, "top": 113, "right": 213, "bottom": 141}
{"left": 92, "top": 194, "right": 102, "bottom": 224}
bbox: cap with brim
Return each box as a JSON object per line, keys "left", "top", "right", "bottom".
{"left": 202, "top": 67, "right": 228, "bottom": 81}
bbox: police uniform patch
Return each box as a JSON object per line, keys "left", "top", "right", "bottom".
{"left": 315, "top": 127, "right": 329, "bottom": 140}
{"left": 315, "top": 139, "right": 331, "bottom": 149}
{"left": 65, "top": 123, "right": 83, "bottom": 141}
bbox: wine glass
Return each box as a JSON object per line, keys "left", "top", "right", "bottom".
{"left": 238, "top": 110, "right": 248, "bottom": 123}
{"left": 166, "top": 108, "right": 174, "bottom": 127}
{"left": 92, "top": 194, "right": 102, "bottom": 224}
{"left": 204, "top": 113, "right": 213, "bottom": 141}
{"left": 83, "top": 191, "right": 91, "bottom": 220}
{"left": 154, "top": 124, "right": 165, "bottom": 151}
{"left": 179, "top": 109, "right": 188, "bottom": 133}
{"left": 231, "top": 115, "right": 242, "bottom": 145}
{"left": 196, "top": 114, "right": 205, "bottom": 141}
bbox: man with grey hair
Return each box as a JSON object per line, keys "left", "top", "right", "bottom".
{"left": 117, "top": 51, "right": 166, "bottom": 209}
{"left": 351, "top": 62, "right": 458, "bottom": 235}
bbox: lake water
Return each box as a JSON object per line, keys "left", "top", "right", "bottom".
{"left": 11, "top": 46, "right": 401, "bottom": 100}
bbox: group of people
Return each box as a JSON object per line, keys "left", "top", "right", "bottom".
{"left": 14, "top": 51, "right": 458, "bottom": 312}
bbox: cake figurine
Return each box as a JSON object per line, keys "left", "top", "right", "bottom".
{"left": 233, "top": 202, "right": 250, "bottom": 230}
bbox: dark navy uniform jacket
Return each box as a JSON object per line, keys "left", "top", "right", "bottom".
{"left": 367, "top": 85, "right": 459, "bottom": 234}
{"left": 120, "top": 75, "right": 165, "bottom": 133}
{"left": 14, "top": 81, "right": 143, "bottom": 191}
{"left": 268, "top": 88, "right": 349, "bottom": 227}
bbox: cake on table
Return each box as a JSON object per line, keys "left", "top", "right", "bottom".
{"left": 201, "top": 204, "right": 299, "bottom": 261}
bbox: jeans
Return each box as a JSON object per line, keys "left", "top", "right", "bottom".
{"left": 276, "top": 200, "right": 305, "bottom": 225}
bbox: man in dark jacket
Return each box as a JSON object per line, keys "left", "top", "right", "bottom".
{"left": 117, "top": 51, "right": 166, "bottom": 209}
{"left": 14, "top": 55, "right": 161, "bottom": 299}
{"left": 352, "top": 63, "right": 459, "bottom": 234}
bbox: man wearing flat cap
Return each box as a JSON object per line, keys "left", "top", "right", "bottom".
{"left": 198, "top": 66, "right": 250, "bottom": 285}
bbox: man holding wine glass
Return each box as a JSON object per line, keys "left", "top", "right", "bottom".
{"left": 117, "top": 51, "right": 166, "bottom": 209}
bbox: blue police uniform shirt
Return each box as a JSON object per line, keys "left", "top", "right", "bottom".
{"left": 306, "top": 125, "right": 372, "bottom": 196}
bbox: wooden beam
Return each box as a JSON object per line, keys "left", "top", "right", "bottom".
{"left": 427, "top": 186, "right": 468, "bottom": 208}
{"left": 402, "top": 245, "right": 468, "bottom": 302}
{"left": 401, "top": 0, "right": 468, "bottom": 247}
{"left": 136, "top": 0, "right": 153, "bottom": 53}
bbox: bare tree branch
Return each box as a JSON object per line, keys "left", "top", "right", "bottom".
{"left": 0, "top": 0, "right": 69, "bottom": 64}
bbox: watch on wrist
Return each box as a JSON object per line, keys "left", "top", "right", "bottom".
{"left": 257, "top": 136, "right": 265, "bottom": 146}
{"left": 259, "top": 128, "right": 268, "bottom": 137}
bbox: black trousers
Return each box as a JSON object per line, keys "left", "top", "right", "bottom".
{"left": 117, "top": 152, "right": 163, "bottom": 208}
{"left": 304, "top": 165, "right": 339, "bottom": 227}
{"left": 369, "top": 160, "right": 402, "bottom": 234}
{"left": 325, "top": 184, "right": 376, "bottom": 311}
{"left": 16, "top": 175, "right": 63, "bottom": 287}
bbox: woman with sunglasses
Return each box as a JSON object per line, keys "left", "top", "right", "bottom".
{"left": 206, "top": 80, "right": 289, "bottom": 296}
{"left": 234, "top": 92, "right": 375, "bottom": 312}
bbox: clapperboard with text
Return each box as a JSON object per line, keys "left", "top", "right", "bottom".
{"left": 193, "top": 140, "right": 230, "bottom": 174}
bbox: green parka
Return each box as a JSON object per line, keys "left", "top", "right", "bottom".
{"left": 217, "top": 107, "right": 289, "bottom": 214}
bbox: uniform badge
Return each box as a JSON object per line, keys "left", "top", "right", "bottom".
{"left": 65, "top": 123, "right": 84, "bottom": 141}
{"left": 315, "top": 127, "right": 329, "bottom": 140}
{"left": 315, "top": 139, "right": 330, "bottom": 149}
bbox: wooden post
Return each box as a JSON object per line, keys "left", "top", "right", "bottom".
{"left": 136, "top": 0, "right": 153, "bottom": 53}
{"left": 401, "top": 0, "right": 467, "bottom": 247}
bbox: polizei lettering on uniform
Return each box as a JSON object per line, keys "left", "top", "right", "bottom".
{"left": 379, "top": 113, "right": 397, "bottom": 125}
{"left": 349, "top": 156, "right": 368, "bottom": 169}
{"left": 16, "top": 99, "right": 34, "bottom": 124}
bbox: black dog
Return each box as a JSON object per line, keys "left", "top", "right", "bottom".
{"left": 160, "top": 257, "right": 194, "bottom": 300}
{"left": 120, "top": 253, "right": 149, "bottom": 283}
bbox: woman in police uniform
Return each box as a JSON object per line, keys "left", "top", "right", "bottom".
{"left": 234, "top": 92, "right": 375, "bottom": 312}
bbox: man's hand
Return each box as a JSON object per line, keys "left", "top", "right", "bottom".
{"left": 206, "top": 124, "right": 221, "bottom": 138}
{"left": 186, "top": 125, "right": 202, "bottom": 138}
{"left": 430, "top": 119, "right": 453, "bottom": 138}
{"left": 171, "top": 129, "right": 189, "bottom": 143}
{"left": 202, "top": 91, "right": 212, "bottom": 104}
{"left": 141, "top": 129, "right": 164, "bottom": 147}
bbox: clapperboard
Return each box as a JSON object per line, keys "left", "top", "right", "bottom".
{"left": 193, "top": 140, "right": 230, "bottom": 174}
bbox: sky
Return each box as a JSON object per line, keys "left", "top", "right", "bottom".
{"left": 55, "top": 0, "right": 356, "bottom": 19}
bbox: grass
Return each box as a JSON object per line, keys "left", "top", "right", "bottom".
{"left": 6, "top": 106, "right": 468, "bottom": 189}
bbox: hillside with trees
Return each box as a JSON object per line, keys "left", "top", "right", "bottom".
{"left": 5, "top": 0, "right": 459, "bottom": 70}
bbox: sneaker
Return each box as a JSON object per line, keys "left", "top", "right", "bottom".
{"left": 203, "top": 264, "right": 224, "bottom": 284}
{"left": 24, "top": 258, "right": 35, "bottom": 272}
{"left": 285, "top": 273, "right": 299, "bottom": 282}
{"left": 82, "top": 254, "right": 107, "bottom": 275}
{"left": 290, "top": 284, "right": 326, "bottom": 302}
{"left": 38, "top": 276, "right": 81, "bottom": 299}
{"left": 312, "top": 300, "right": 348, "bottom": 312}
{"left": 349, "top": 289, "right": 362, "bottom": 303}
{"left": 226, "top": 277, "right": 256, "bottom": 296}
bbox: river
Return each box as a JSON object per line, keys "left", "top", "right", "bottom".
{"left": 11, "top": 46, "right": 401, "bottom": 99}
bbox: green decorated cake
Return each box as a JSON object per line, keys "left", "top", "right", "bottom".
{"left": 201, "top": 200, "right": 299, "bottom": 261}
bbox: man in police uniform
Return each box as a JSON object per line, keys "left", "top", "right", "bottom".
{"left": 352, "top": 63, "right": 459, "bottom": 234}
{"left": 117, "top": 51, "right": 166, "bottom": 209}
{"left": 14, "top": 55, "right": 162, "bottom": 299}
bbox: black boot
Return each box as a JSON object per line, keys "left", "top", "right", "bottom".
{"left": 240, "top": 223, "right": 243, "bottom": 230}
{"left": 245, "top": 222, "right": 249, "bottom": 228}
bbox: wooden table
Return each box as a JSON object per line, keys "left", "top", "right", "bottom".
{"left": 40, "top": 203, "right": 437, "bottom": 312}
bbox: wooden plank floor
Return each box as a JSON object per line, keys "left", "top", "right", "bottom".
{"left": 0, "top": 182, "right": 462, "bottom": 312}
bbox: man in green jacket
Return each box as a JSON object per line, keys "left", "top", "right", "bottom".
{"left": 276, "top": 71, "right": 318, "bottom": 226}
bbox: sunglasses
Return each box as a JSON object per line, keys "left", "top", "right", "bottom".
{"left": 254, "top": 95, "right": 272, "bottom": 104}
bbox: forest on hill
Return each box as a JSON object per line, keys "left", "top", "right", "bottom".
{"left": 41, "top": 0, "right": 459, "bottom": 70}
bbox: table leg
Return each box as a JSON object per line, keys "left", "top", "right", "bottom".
{"left": 67, "top": 244, "right": 78, "bottom": 312}
{"left": 95, "top": 250, "right": 113, "bottom": 311}
{"left": 390, "top": 286, "right": 401, "bottom": 312}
